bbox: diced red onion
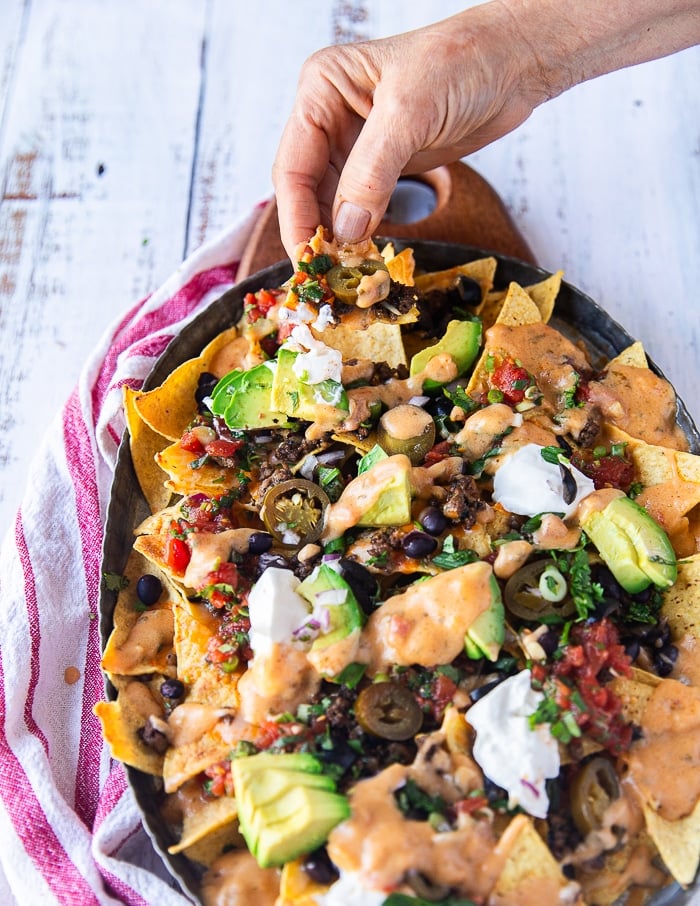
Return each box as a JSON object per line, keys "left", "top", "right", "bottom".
{"left": 520, "top": 779, "right": 540, "bottom": 797}
{"left": 299, "top": 455, "right": 318, "bottom": 480}
{"left": 408, "top": 395, "right": 430, "bottom": 407}
{"left": 316, "top": 449, "right": 345, "bottom": 465}
{"left": 322, "top": 552, "right": 342, "bottom": 563}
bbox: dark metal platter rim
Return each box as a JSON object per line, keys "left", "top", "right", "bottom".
{"left": 99, "top": 239, "right": 700, "bottom": 904}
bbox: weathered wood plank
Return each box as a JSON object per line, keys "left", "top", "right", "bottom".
{"left": 0, "top": 1, "right": 207, "bottom": 531}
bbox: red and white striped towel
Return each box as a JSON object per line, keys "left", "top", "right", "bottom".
{"left": 0, "top": 205, "right": 266, "bottom": 905}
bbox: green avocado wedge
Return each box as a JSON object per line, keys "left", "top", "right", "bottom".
{"left": 297, "top": 564, "right": 365, "bottom": 650}
{"left": 582, "top": 495, "right": 677, "bottom": 593}
{"left": 464, "top": 575, "right": 505, "bottom": 662}
{"left": 209, "top": 362, "right": 294, "bottom": 430}
{"left": 232, "top": 752, "right": 349, "bottom": 868}
{"left": 409, "top": 319, "right": 482, "bottom": 389}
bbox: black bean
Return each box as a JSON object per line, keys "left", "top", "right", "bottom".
{"left": 195, "top": 371, "right": 219, "bottom": 408}
{"left": 303, "top": 847, "right": 339, "bottom": 886}
{"left": 590, "top": 564, "right": 623, "bottom": 600}
{"left": 419, "top": 506, "right": 448, "bottom": 536}
{"left": 139, "top": 722, "right": 169, "bottom": 754}
{"left": 248, "top": 532, "right": 274, "bottom": 555}
{"left": 654, "top": 644, "right": 678, "bottom": 677}
{"left": 339, "top": 558, "right": 378, "bottom": 613}
{"left": 623, "top": 639, "right": 641, "bottom": 662}
{"left": 538, "top": 628, "right": 560, "bottom": 657}
{"left": 427, "top": 395, "right": 453, "bottom": 419}
{"left": 559, "top": 463, "right": 578, "bottom": 505}
{"left": 402, "top": 531, "right": 438, "bottom": 559}
{"left": 256, "top": 552, "right": 290, "bottom": 576}
{"left": 136, "top": 574, "right": 163, "bottom": 607}
{"left": 448, "top": 275, "right": 481, "bottom": 307}
{"left": 160, "top": 679, "right": 185, "bottom": 700}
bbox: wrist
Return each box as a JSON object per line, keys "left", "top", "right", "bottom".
{"left": 500, "top": 0, "right": 700, "bottom": 100}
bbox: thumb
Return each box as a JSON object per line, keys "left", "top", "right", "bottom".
{"left": 331, "top": 105, "right": 413, "bottom": 244}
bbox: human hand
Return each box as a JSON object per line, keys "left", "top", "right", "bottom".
{"left": 272, "top": 0, "right": 700, "bottom": 262}
{"left": 272, "top": 3, "right": 549, "bottom": 259}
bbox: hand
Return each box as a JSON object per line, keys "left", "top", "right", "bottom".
{"left": 272, "top": 0, "right": 700, "bottom": 262}
{"left": 272, "top": 3, "right": 545, "bottom": 259}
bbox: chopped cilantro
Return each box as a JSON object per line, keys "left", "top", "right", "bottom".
{"left": 298, "top": 254, "right": 332, "bottom": 276}
{"left": 102, "top": 571, "right": 129, "bottom": 592}
{"left": 334, "top": 662, "right": 367, "bottom": 689}
{"left": 432, "top": 535, "right": 479, "bottom": 571}
{"left": 540, "top": 445, "right": 568, "bottom": 465}
{"left": 441, "top": 385, "right": 478, "bottom": 415}
{"left": 358, "top": 444, "right": 388, "bottom": 475}
{"left": 552, "top": 547, "right": 603, "bottom": 619}
{"left": 394, "top": 778, "right": 446, "bottom": 821}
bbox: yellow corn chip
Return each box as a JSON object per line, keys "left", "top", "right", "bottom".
{"left": 156, "top": 441, "right": 245, "bottom": 497}
{"left": 491, "top": 815, "right": 576, "bottom": 903}
{"left": 123, "top": 387, "right": 172, "bottom": 513}
{"left": 609, "top": 341, "right": 648, "bottom": 369}
{"left": 167, "top": 790, "right": 240, "bottom": 860}
{"left": 173, "top": 601, "right": 241, "bottom": 708}
{"left": 414, "top": 257, "right": 497, "bottom": 297}
{"left": 642, "top": 796, "right": 700, "bottom": 886}
{"left": 279, "top": 858, "right": 329, "bottom": 906}
{"left": 94, "top": 678, "right": 166, "bottom": 776}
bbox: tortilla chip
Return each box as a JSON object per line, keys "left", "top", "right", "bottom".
{"left": 609, "top": 341, "right": 648, "bottom": 370}
{"left": 661, "top": 553, "right": 700, "bottom": 642}
{"left": 173, "top": 601, "right": 241, "bottom": 707}
{"left": 167, "top": 789, "right": 240, "bottom": 860}
{"left": 279, "top": 858, "right": 329, "bottom": 906}
{"left": 477, "top": 272, "right": 562, "bottom": 330}
{"left": 491, "top": 814, "right": 575, "bottom": 903}
{"left": 414, "top": 257, "right": 497, "bottom": 298}
{"left": 467, "top": 282, "right": 543, "bottom": 397}
{"left": 156, "top": 441, "right": 245, "bottom": 496}
{"left": 134, "top": 326, "right": 241, "bottom": 441}
{"left": 524, "top": 270, "right": 563, "bottom": 324}
{"left": 123, "top": 387, "right": 172, "bottom": 513}
{"left": 134, "top": 358, "right": 209, "bottom": 442}
{"left": 642, "top": 796, "right": 700, "bottom": 886}
{"left": 382, "top": 245, "right": 415, "bottom": 286}
{"left": 313, "top": 314, "right": 407, "bottom": 368}
{"left": 163, "top": 723, "right": 235, "bottom": 793}
{"left": 610, "top": 674, "right": 658, "bottom": 725}
{"left": 94, "top": 678, "right": 166, "bottom": 776}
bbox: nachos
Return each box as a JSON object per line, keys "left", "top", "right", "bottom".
{"left": 98, "top": 229, "right": 700, "bottom": 906}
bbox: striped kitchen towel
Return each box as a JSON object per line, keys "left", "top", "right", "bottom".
{"left": 0, "top": 205, "right": 266, "bottom": 905}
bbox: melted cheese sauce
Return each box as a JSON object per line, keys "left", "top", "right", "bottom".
{"left": 625, "top": 678, "right": 700, "bottom": 820}
{"left": 593, "top": 362, "right": 688, "bottom": 451}
{"left": 201, "top": 849, "right": 280, "bottom": 906}
{"left": 360, "top": 561, "right": 494, "bottom": 673}
{"left": 236, "top": 642, "right": 320, "bottom": 723}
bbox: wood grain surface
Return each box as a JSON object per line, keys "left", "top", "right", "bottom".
{"left": 1, "top": 0, "right": 699, "bottom": 535}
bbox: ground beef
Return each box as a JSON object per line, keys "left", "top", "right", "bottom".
{"left": 273, "top": 434, "right": 317, "bottom": 464}
{"left": 250, "top": 464, "right": 293, "bottom": 508}
{"left": 442, "top": 474, "right": 483, "bottom": 525}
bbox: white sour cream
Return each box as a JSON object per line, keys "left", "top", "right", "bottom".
{"left": 288, "top": 324, "right": 343, "bottom": 385}
{"left": 467, "top": 669, "right": 560, "bottom": 819}
{"left": 492, "top": 443, "right": 594, "bottom": 519}
{"left": 313, "top": 871, "right": 386, "bottom": 906}
{"left": 247, "top": 567, "right": 309, "bottom": 656}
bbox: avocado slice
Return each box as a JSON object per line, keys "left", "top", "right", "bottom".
{"left": 464, "top": 575, "right": 505, "bottom": 662}
{"left": 409, "top": 319, "right": 482, "bottom": 388}
{"left": 357, "top": 454, "right": 413, "bottom": 527}
{"left": 232, "top": 751, "right": 348, "bottom": 868}
{"left": 582, "top": 495, "right": 677, "bottom": 592}
{"left": 254, "top": 785, "right": 350, "bottom": 868}
{"left": 271, "top": 348, "right": 348, "bottom": 423}
{"left": 209, "top": 362, "right": 293, "bottom": 430}
{"left": 297, "top": 564, "right": 364, "bottom": 650}
{"left": 238, "top": 769, "right": 336, "bottom": 821}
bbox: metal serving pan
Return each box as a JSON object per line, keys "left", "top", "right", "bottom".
{"left": 100, "top": 240, "right": 700, "bottom": 904}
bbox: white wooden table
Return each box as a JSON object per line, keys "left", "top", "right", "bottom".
{"left": 1, "top": 0, "right": 699, "bottom": 536}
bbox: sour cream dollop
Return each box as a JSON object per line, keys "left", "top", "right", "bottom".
{"left": 313, "top": 871, "right": 386, "bottom": 906}
{"left": 468, "top": 669, "right": 560, "bottom": 819}
{"left": 492, "top": 443, "right": 594, "bottom": 519}
{"left": 247, "top": 567, "right": 309, "bottom": 656}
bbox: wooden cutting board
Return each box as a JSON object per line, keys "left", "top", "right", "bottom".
{"left": 237, "top": 161, "right": 535, "bottom": 279}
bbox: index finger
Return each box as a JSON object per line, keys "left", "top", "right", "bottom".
{"left": 272, "top": 113, "right": 331, "bottom": 262}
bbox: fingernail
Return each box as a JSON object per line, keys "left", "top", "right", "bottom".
{"left": 334, "top": 201, "right": 371, "bottom": 242}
